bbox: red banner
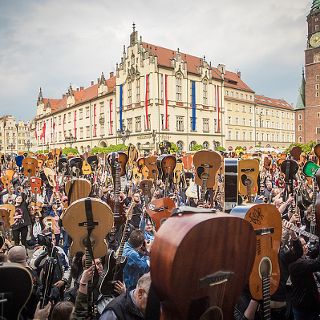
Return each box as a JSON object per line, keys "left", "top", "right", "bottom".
{"left": 109, "top": 99, "right": 113, "bottom": 135}
{"left": 93, "top": 104, "right": 97, "bottom": 137}
{"left": 165, "top": 74, "right": 168, "bottom": 129}
{"left": 145, "top": 74, "right": 149, "bottom": 130}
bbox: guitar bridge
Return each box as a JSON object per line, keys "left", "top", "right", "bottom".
{"left": 199, "top": 271, "right": 234, "bottom": 288}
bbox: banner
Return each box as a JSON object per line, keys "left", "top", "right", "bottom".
{"left": 93, "top": 104, "right": 96, "bottom": 137}
{"left": 191, "top": 81, "right": 196, "bottom": 131}
{"left": 216, "top": 85, "right": 221, "bottom": 133}
{"left": 145, "top": 74, "right": 149, "bottom": 130}
{"left": 119, "top": 85, "right": 123, "bottom": 131}
{"left": 74, "top": 110, "right": 77, "bottom": 138}
{"left": 109, "top": 99, "right": 113, "bottom": 135}
{"left": 164, "top": 74, "right": 168, "bottom": 129}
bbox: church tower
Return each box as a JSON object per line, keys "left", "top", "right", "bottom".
{"left": 300, "top": 0, "right": 320, "bottom": 143}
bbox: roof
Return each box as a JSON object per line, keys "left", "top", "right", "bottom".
{"left": 295, "top": 70, "right": 306, "bottom": 110}
{"left": 142, "top": 42, "right": 254, "bottom": 92}
{"left": 255, "top": 95, "right": 294, "bottom": 111}
{"left": 39, "top": 76, "right": 116, "bottom": 116}
{"left": 311, "top": 0, "right": 320, "bottom": 13}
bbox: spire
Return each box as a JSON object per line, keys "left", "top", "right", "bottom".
{"left": 311, "top": 0, "right": 320, "bottom": 12}
{"left": 37, "top": 87, "right": 43, "bottom": 105}
{"left": 132, "top": 22, "right": 136, "bottom": 33}
{"left": 295, "top": 67, "right": 306, "bottom": 110}
{"left": 67, "top": 84, "right": 74, "bottom": 96}
{"left": 99, "top": 72, "right": 105, "bottom": 85}
{"left": 130, "top": 22, "right": 138, "bottom": 46}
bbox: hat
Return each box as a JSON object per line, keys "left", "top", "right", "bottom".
{"left": 8, "top": 246, "right": 27, "bottom": 264}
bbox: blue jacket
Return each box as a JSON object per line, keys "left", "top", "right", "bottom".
{"left": 122, "top": 242, "right": 149, "bottom": 291}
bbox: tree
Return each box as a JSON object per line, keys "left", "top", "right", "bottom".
{"left": 62, "top": 147, "right": 79, "bottom": 155}
{"left": 169, "top": 142, "right": 179, "bottom": 153}
{"left": 285, "top": 141, "right": 316, "bottom": 154}
{"left": 191, "top": 143, "right": 204, "bottom": 152}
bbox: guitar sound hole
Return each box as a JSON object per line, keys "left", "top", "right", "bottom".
{"left": 188, "top": 297, "right": 209, "bottom": 320}
{"left": 259, "top": 257, "right": 272, "bottom": 278}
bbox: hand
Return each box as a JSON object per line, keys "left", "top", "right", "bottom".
{"left": 289, "top": 213, "right": 300, "bottom": 225}
{"left": 34, "top": 301, "right": 51, "bottom": 320}
{"left": 54, "top": 280, "right": 65, "bottom": 288}
{"left": 80, "top": 265, "right": 95, "bottom": 285}
{"left": 145, "top": 240, "right": 152, "bottom": 252}
{"left": 114, "top": 281, "right": 126, "bottom": 295}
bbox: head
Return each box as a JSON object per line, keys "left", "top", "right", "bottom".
{"left": 15, "top": 195, "right": 23, "bottom": 206}
{"left": 145, "top": 220, "right": 154, "bottom": 233}
{"left": 128, "top": 229, "right": 145, "bottom": 249}
{"left": 94, "top": 258, "right": 104, "bottom": 275}
{"left": 133, "top": 272, "right": 151, "bottom": 314}
{"left": 133, "top": 193, "right": 141, "bottom": 204}
{"left": 7, "top": 246, "right": 27, "bottom": 266}
{"left": 51, "top": 301, "right": 74, "bottom": 320}
{"left": 266, "top": 181, "right": 272, "bottom": 190}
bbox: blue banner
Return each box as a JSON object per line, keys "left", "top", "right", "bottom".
{"left": 119, "top": 84, "right": 123, "bottom": 131}
{"left": 191, "top": 81, "right": 196, "bottom": 131}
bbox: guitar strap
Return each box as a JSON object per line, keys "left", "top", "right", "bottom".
{"left": 84, "top": 198, "right": 96, "bottom": 262}
{"left": 67, "top": 180, "right": 76, "bottom": 206}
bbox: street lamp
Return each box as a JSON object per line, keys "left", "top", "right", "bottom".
{"left": 24, "top": 140, "right": 32, "bottom": 152}
{"left": 65, "top": 134, "right": 76, "bottom": 148}
{"left": 117, "top": 126, "right": 131, "bottom": 145}
{"left": 152, "top": 129, "right": 157, "bottom": 151}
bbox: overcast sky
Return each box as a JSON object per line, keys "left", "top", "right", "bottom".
{"left": 0, "top": 0, "right": 312, "bottom": 121}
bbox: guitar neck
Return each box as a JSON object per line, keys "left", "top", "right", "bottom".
{"left": 85, "top": 248, "right": 94, "bottom": 318}
{"left": 262, "top": 276, "right": 271, "bottom": 320}
{"left": 284, "top": 223, "right": 319, "bottom": 241}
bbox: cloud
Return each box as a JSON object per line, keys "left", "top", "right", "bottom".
{"left": 0, "top": 0, "right": 312, "bottom": 120}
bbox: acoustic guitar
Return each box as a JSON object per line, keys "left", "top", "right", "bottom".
{"left": 82, "top": 152, "right": 92, "bottom": 175}
{"left": 61, "top": 197, "right": 114, "bottom": 258}
{"left": 193, "top": 150, "right": 222, "bottom": 205}
{"left": 290, "top": 146, "right": 302, "bottom": 162}
{"left": 144, "top": 156, "right": 158, "bottom": 180}
{"left": 231, "top": 204, "right": 282, "bottom": 319}
{"left": 146, "top": 197, "right": 175, "bottom": 231}
{"left": 139, "top": 179, "right": 153, "bottom": 204}
{"left": 238, "top": 159, "right": 259, "bottom": 200}
{"left": 37, "top": 154, "right": 47, "bottom": 169}
{"left": 100, "top": 201, "right": 135, "bottom": 296}
{"left": 22, "top": 157, "right": 38, "bottom": 178}
{"left": 173, "top": 160, "right": 185, "bottom": 186}
{"left": 30, "top": 177, "right": 42, "bottom": 195}
{"left": 68, "top": 157, "right": 83, "bottom": 177}
{"left": 0, "top": 263, "right": 33, "bottom": 320}
{"left": 0, "top": 204, "right": 15, "bottom": 227}
{"left": 126, "top": 144, "right": 139, "bottom": 180}
{"left": 157, "top": 154, "right": 176, "bottom": 183}
{"left": 149, "top": 210, "right": 256, "bottom": 320}
{"left": 65, "top": 178, "right": 92, "bottom": 206}
{"left": 314, "top": 143, "right": 320, "bottom": 164}
{"left": 43, "top": 167, "right": 56, "bottom": 188}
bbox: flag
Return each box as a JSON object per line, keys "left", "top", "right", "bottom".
{"left": 74, "top": 110, "right": 77, "bottom": 139}
{"left": 191, "top": 81, "right": 196, "bottom": 131}
{"left": 109, "top": 99, "right": 113, "bottom": 135}
{"left": 63, "top": 114, "right": 66, "bottom": 138}
{"left": 164, "top": 74, "right": 168, "bottom": 129}
{"left": 119, "top": 85, "right": 123, "bottom": 131}
{"left": 216, "top": 85, "right": 221, "bottom": 133}
{"left": 145, "top": 74, "right": 149, "bottom": 129}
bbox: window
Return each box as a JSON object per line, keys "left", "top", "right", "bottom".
{"left": 298, "top": 136, "right": 302, "bottom": 143}
{"left": 298, "top": 113, "right": 302, "bottom": 120}
{"left": 316, "top": 75, "right": 320, "bottom": 81}
{"left": 144, "top": 115, "right": 151, "bottom": 130}
{"left": 58, "top": 115, "right": 62, "bottom": 125}
{"left": 177, "top": 140, "right": 184, "bottom": 151}
{"left": 249, "top": 106, "right": 252, "bottom": 113}
{"left": 189, "top": 141, "right": 196, "bottom": 151}
{"left": 176, "top": 116, "right": 184, "bottom": 131}
{"left": 235, "top": 131, "right": 239, "bottom": 140}
{"left": 176, "top": 75, "right": 182, "bottom": 101}
{"left": 228, "top": 116, "right": 231, "bottom": 125}
{"left": 203, "top": 141, "right": 209, "bottom": 149}
{"left": 242, "top": 118, "right": 246, "bottom": 126}
{"left": 86, "top": 106, "right": 90, "bottom": 118}
{"left": 136, "top": 78, "right": 140, "bottom": 102}
{"left": 203, "top": 81, "right": 208, "bottom": 105}
{"left": 100, "top": 103, "right": 104, "bottom": 114}
{"left": 68, "top": 112, "right": 71, "bottom": 123}
{"left": 203, "top": 118, "right": 209, "bottom": 132}
{"left": 59, "top": 132, "right": 62, "bottom": 142}
{"left": 242, "top": 131, "right": 246, "bottom": 140}
{"left": 316, "top": 92, "right": 319, "bottom": 97}
{"left": 316, "top": 25, "right": 319, "bottom": 31}
{"left": 249, "top": 119, "right": 252, "bottom": 126}
{"left": 128, "top": 81, "right": 132, "bottom": 104}
{"left": 86, "top": 126, "right": 90, "bottom": 138}
{"left": 190, "top": 117, "right": 196, "bottom": 131}
{"left": 235, "top": 117, "right": 239, "bottom": 125}
{"left": 317, "top": 127, "right": 320, "bottom": 134}
{"left": 79, "top": 127, "right": 83, "bottom": 139}
{"left": 78, "top": 108, "right": 83, "bottom": 120}
{"left": 127, "top": 118, "right": 133, "bottom": 131}
{"left": 242, "top": 105, "right": 246, "bottom": 113}
{"left": 160, "top": 74, "right": 164, "bottom": 99}
{"left": 316, "top": 84, "right": 320, "bottom": 90}
{"left": 249, "top": 132, "right": 252, "bottom": 140}
{"left": 135, "top": 116, "right": 141, "bottom": 132}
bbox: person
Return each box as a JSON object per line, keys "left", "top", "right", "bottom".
{"left": 51, "top": 300, "right": 74, "bottom": 319}
{"left": 122, "top": 229, "right": 150, "bottom": 291}
{"left": 100, "top": 272, "right": 151, "bottom": 320}
{"left": 288, "top": 236, "right": 320, "bottom": 319}
{"left": 2, "top": 184, "right": 17, "bottom": 204}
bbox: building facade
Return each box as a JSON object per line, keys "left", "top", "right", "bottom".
{"left": 34, "top": 27, "right": 295, "bottom": 153}
{"left": 296, "top": 0, "right": 320, "bottom": 143}
{"left": 0, "top": 116, "right": 32, "bottom": 154}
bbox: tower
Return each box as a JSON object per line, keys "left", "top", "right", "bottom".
{"left": 301, "top": 0, "right": 320, "bottom": 143}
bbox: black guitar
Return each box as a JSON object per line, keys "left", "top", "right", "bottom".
{"left": 224, "top": 159, "right": 239, "bottom": 212}
{"left": 0, "top": 262, "right": 33, "bottom": 320}
{"left": 99, "top": 202, "right": 135, "bottom": 296}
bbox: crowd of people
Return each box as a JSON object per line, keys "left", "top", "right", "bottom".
{"left": 0, "top": 147, "right": 319, "bottom": 320}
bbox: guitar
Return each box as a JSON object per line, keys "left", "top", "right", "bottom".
{"left": 126, "top": 144, "right": 139, "bottom": 180}
{"left": 22, "top": 157, "right": 38, "bottom": 179}
{"left": 230, "top": 204, "right": 282, "bottom": 320}
{"left": 43, "top": 216, "right": 57, "bottom": 233}
{"left": 144, "top": 156, "right": 158, "bottom": 180}
{"left": 139, "top": 179, "right": 153, "bottom": 205}
{"left": 303, "top": 160, "right": 320, "bottom": 177}
{"left": 149, "top": 209, "right": 256, "bottom": 320}
{"left": 0, "top": 263, "right": 33, "bottom": 320}
{"left": 282, "top": 220, "right": 319, "bottom": 242}
{"left": 100, "top": 202, "right": 135, "bottom": 296}
{"left": 68, "top": 157, "right": 83, "bottom": 177}
{"left": 314, "top": 143, "right": 320, "bottom": 164}
{"left": 0, "top": 204, "right": 15, "bottom": 227}
{"left": 238, "top": 159, "right": 259, "bottom": 202}
{"left": 43, "top": 167, "right": 56, "bottom": 188}
{"left": 173, "top": 160, "right": 185, "bottom": 187}
{"left": 65, "top": 178, "right": 92, "bottom": 206}
{"left": 193, "top": 150, "right": 222, "bottom": 205}
{"left": 290, "top": 146, "right": 302, "bottom": 162}
{"left": 146, "top": 197, "right": 175, "bottom": 231}
{"left": 82, "top": 152, "right": 92, "bottom": 175}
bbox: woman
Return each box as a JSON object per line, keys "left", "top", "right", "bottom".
{"left": 12, "top": 195, "right": 32, "bottom": 247}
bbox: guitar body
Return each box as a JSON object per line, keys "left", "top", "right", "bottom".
{"left": 99, "top": 251, "right": 126, "bottom": 296}
{"left": 65, "top": 178, "right": 92, "bottom": 205}
{"left": 0, "top": 204, "right": 15, "bottom": 226}
{"left": 5, "top": 169, "right": 15, "bottom": 182}
{"left": 1, "top": 175, "right": 11, "bottom": 189}
{"left": 150, "top": 212, "right": 256, "bottom": 320}
{"left": 314, "top": 143, "right": 320, "bottom": 164}
{"left": 30, "top": 177, "right": 42, "bottom": 194}
{"left": 61, "top": 197, "right": 114, "bottom": 258}
{"left": 146, "top": 197, "right": 175, "bottom": 231}
{"left": 224, "top": 159, "right": 239, "bottom": 212}
{"left": 238, "top": 159, "right": 259, "bottom": 196}
{"left": 43, "top": 216, "right": 57, "bottom": 233}
{"left": 0, "top": 263, "right": 33, "bottom": 320}
{"left": 290, "top": 146, "right": 302, "bottom": 161}
{"left": 193, "top": 150, "right": 222, "bottom": 189}
{"left": 144, "top": 156, "right": 158, "bottom": 180}
{"left": 68, "top": 157, "right": 83, "bottom": 176}
{"left": 15, "top": 155, "right": 24, "bottom": 168}
{"left": 87, "top": 155, "right": 99, "bottom": 172}
{"left": 22, "top": 157, "right": 38, "bottom": 177}
{"left": 43, "top": 167, "right": 56, "bottom": 187}
{"left": 58, "top": 158, "right": 70, "bottom": 175}
{"left": 117, "top": 152, "right": 128, "bottom": 177}
{"left": 230, "top": 204, "right": 282, "bottom": 301}
{"left": 173, "top": 161, "right": 184, "bottom": 185}
{"left": 280, "top": 160, "right": 298, "bottom": 181}
{"left": 157, "top": 154, "right": 177, "bottom": 182}
{"left": 303, "top": 160, "right": 320, "bottom": 177}
{"left": 82, "top": 160, "right": 92, "bottom": 175}
{"left": 0, "top": 207, "right": 11, "bottom": 230}
{"left": 140, "top": 179, "right": 153, "bottom": 202}
{"left": 126, "top": 144, "right": 139, "bottom": 179}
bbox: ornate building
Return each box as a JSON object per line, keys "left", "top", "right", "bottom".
{"left": 296, "top": 0, "right": 320, "bottom": 143}
{"left": 0, "top": 116, "right": 32, "bottom": 154}
{"left": 34, "top": 26, "right": 295, "bottom": 152}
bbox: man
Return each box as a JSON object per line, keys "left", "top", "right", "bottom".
{"left": 100, "top": 273, "right": 151, "bottom": 320}
{"left": 122, "top": 229, "right": 150, "bottom": 291}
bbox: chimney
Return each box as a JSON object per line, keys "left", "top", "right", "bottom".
{"left": 110, "top": 72, "right": 114, "bottom": 78}
{"left": 62, "top": 94, "right": 66, "bottom": 98}
{"left": 80, "top": 86, "right": 84, "bottom": 90}
{"left": 237, "top": 70, "right": 241, "bottom": 78}
{"left": 91, "top": 80, "right": 94, "bottom": 86}
{"left": 217, "top": 64, "right": 225, "bottom": 75}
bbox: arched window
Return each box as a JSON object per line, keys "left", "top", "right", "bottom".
{"left": 298, "top": 136, "right": 302, "bottom": 143}
{"left": 189, "top": 141, "right": 196, "bottom": 151}
{"left": 177, "top": 140, "right": 184, "bottom": 151}
{"left": 203, "top": 141, "right": 209, "bottom": 149}
{"left": 176, "top": 74, "right": 182, "bottom": 101}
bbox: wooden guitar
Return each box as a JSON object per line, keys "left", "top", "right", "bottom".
{"left": 139, "top": 179, "right": 153, "bottom": 205}
{"left": 22, "top": 157, "right": 38, "bottom": 179}
{"left": 82, "top": 152, "right": 92, "bottom": 175}
{"left": 149, "top": 210, "right": 256, "bottom": 320}
{"left": 126, "top": 144, "right": 139, "bottom": 180}
{"left": 238, "top": 159, "right": 259, "bottom": 201}
{"left": 144, "top": 156, "right": 158, "bottom": 180}
{"left": 68, "top": 157, "right": 83, "bottom": 177}
{"left": 43, "top": 167, "right": 56, "bottom": 188}
{"left": 193, "top": 150, "right": 222, "bottom": 205}
{"left": 65, "top": 178, "right": 92, "bottom": 206}
{"left": 231, "top": 204, "right": 282, "bottom": 319}
{"left": 290, "top": 146, "right": 302, "bottom": 162}
{"left": 314, "top": 143, "right": 320, "bottom": 164}
{"left": 0, "top": 204, "right": 15, "bottom": 227}
{"left": 0, "top": 263, "right": 33, "bottom": 320}
{"left": 157, "top": 155, "right": 176, "bottom": 182}
{"left": 146, "top": 197, "right": 175, "bottom": 231}
{"left": 43, "top": 216, "right": 57, "bottom": 234}
{"left": 100, "top": 202, "right": 135, "bottom": 296}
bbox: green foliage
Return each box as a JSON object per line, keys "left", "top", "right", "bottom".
{"left": 91, "top": 144, "right": 128, "bottom": 154}
{"left": 62, "top": 147, "right": 79, "bottom": 155}
{"left": 285, "top": 141, "right": 316, "bottom": 154}
{"left": 215, "top": 146, "right": 226, "bottom": 152}
{"left": 191, "top": 143, "right": 204, "bottom": 151}
{"left": 169, "top": 142, "right": 179, "bottom": 153}
{"left": 35, "top": 149, "right": 49, "bottom": 154}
